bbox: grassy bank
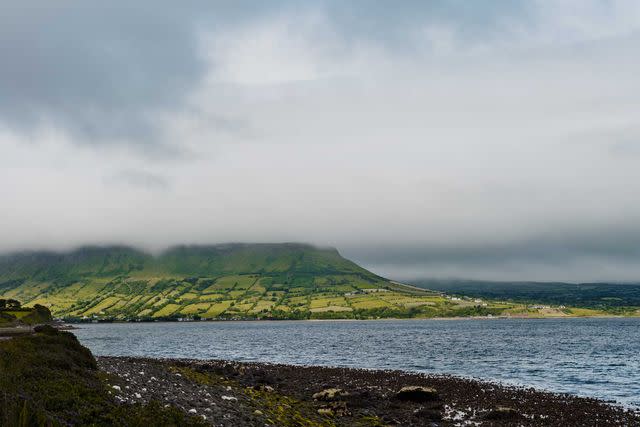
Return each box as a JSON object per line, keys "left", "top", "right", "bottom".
{"left": 0, "top": 327, "right": 206, "bottom": 426}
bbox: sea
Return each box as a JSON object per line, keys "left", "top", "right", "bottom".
{"left": 73, "top": 317, "right": 640, "bottom": 408}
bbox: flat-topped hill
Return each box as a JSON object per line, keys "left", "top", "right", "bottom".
{"left": 0, "top": 243, "right": 374, "bottom": 280}
{"left": 1, "top": 244, "right": 634, "bottom": 320}
{"left": 0, "top": 244, "right": 443, "bottom": 320}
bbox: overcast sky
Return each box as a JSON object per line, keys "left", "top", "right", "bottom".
{"left": 1, "top": 1, "right": 640, "bottom": 282}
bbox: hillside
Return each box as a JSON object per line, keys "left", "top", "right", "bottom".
{"left": 0, "top": 243, "right": 370, "bottom": 280}
{"left": 0, "top": 244, "right": 447, "bottom": 320}
{"left": 415, "top": 279, "right": 640, "bottom": 314}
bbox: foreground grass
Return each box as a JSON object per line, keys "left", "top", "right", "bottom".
{"left": 0, "top": 327, "right": 207, "bottom": 426}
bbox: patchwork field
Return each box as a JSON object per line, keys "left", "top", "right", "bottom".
{"left": 1, "top": 244, "right": 634, "bottom": 321}
{"left": 1, "top": 270, "right": 597, "bottom": 321}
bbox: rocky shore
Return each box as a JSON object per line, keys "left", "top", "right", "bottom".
{"left": 98, "top": 356, "right": 640, "bottom": 426}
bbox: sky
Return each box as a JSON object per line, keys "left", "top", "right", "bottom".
{"left": 1, "top": 0, "right": 640, "bottom": 282}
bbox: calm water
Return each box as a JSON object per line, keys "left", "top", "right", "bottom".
{"left": 74, "top": 318, "right": 640, "bottom": 408}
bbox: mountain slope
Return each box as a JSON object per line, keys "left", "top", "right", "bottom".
{"left": 0, "top": 244, "right": 440, "bottom": 320}
{"left": 0, "top": 244, "right": 373, "bottom": 280}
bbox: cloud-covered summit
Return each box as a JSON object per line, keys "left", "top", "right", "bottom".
{"left": 1, "top": 1, "right": 640, "bottom": 282}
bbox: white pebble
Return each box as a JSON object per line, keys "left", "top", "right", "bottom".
{"left": 188, "top": 409, "right": 197, "bottom": 414}
{"left": 112, "top": 385, "right": 121, "bottom": 391}
{"left": 221, "top": 395, "right": 237, "bottom": 401}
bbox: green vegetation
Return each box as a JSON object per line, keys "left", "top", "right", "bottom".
{"left": 0, "top": 326, "right": 207, "bottom": 426}
{"left": 172, "top": 366, "right": 331, "bottom": 426}
{"left": 416, "top": 280, "right": 640, "bottom": 315}
{"left": 0, "top": 244, "right": 456, "bottom": 321}
{"left": 2, "top": 244, "right": 638, "bottom": 321}
{"left": 0, "top": 299, "right": 52, "bottom": 326}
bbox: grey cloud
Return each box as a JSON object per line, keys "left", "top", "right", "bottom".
{"left": 0, "top": 0, "right": 564, "bottom": 149}
{"left": 1, "top": 2, "right": 199, "bottom": 146}
{"left": 2, "top": 1, "right": 640, "bottom": 283}
{"left": 348, "top": 229, "right": 640, "bottom": 283}
{"left": 0, "top": 1, "right": 266, "bottom": 149}
{"left": 319, "top": 0, "right": 528, "bottom": 50}
{"left": 107, "top": 169, "right": 170, "bottom": 191}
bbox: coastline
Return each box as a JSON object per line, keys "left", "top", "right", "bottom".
{"left": 67, "top": 313, "right": 640, "bottom": 326}
{"left": 3, "top": 321, "right": 640, "bottom": 425}
{"left": 98, "top": 355, "right": 640, "bottom": 426}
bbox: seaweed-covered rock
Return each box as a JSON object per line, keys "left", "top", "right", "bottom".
{"left": 483, "top": 406, "right": 522, "bottom": 420}
{"left": 318, "top": 401, "right": 350, "bottom": 417}
{"left": 395, "top": 386, "right": 438, "bottom": 402}
{"left": 313, "top": 388, "right": 350, "bottom": 401}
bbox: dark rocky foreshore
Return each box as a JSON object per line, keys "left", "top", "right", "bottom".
{"left": 98, "top": 356, "right": 640, "bottom": 426}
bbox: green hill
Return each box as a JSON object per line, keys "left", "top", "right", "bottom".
{"left": 0, "top": 244, "right": 371, "bottom": 281}
{"left": 0, "top": 244, "right": 443, "bottom": 320}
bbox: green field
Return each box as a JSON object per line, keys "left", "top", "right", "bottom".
{"left": 3, "top": 271, "right": 621, "bottom": 320}
{"left": 1, "top": 244, "right": 637, "bottom": 321}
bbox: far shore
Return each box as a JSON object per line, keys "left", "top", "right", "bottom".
{"left": 65, "top": 313, "right": 640, "bottom": 326}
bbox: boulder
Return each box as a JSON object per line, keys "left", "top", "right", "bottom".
{"left": 395, "top": 386, "right": 438, "bottom": 402}
{"left": 318, "top": 402, "right": 350, "bottom": 417}
{"left": 313, "top": 388, "right": 350, "bottom": 401}
{"left": 317, "top": 408, "right": 334, "bottom": 417}
{"left": 483, "top": 406, "right": 521, "bottom": 420}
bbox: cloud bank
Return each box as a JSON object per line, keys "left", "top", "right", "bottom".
{"left": 1, "top": 0, "right": 640, "bottom": 282}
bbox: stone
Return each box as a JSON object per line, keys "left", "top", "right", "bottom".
{"left": 313, "top": 388, "right": 349, "bottom": 401}
{"left": 317, "top": 408, "right": 334, "bottom": 417}
{"left": 395, "top": 386, "right": 438, "bottom": 402}
{"left": 483, "top": 406, "right": 521, "bottom": 420}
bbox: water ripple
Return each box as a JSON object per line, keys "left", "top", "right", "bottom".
{"left": 73, "top": 318, "right": 640, "bottom": 408}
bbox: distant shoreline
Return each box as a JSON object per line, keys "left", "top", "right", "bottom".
{"left": 69, "top": 313, "right": 640, "bottom": 326}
